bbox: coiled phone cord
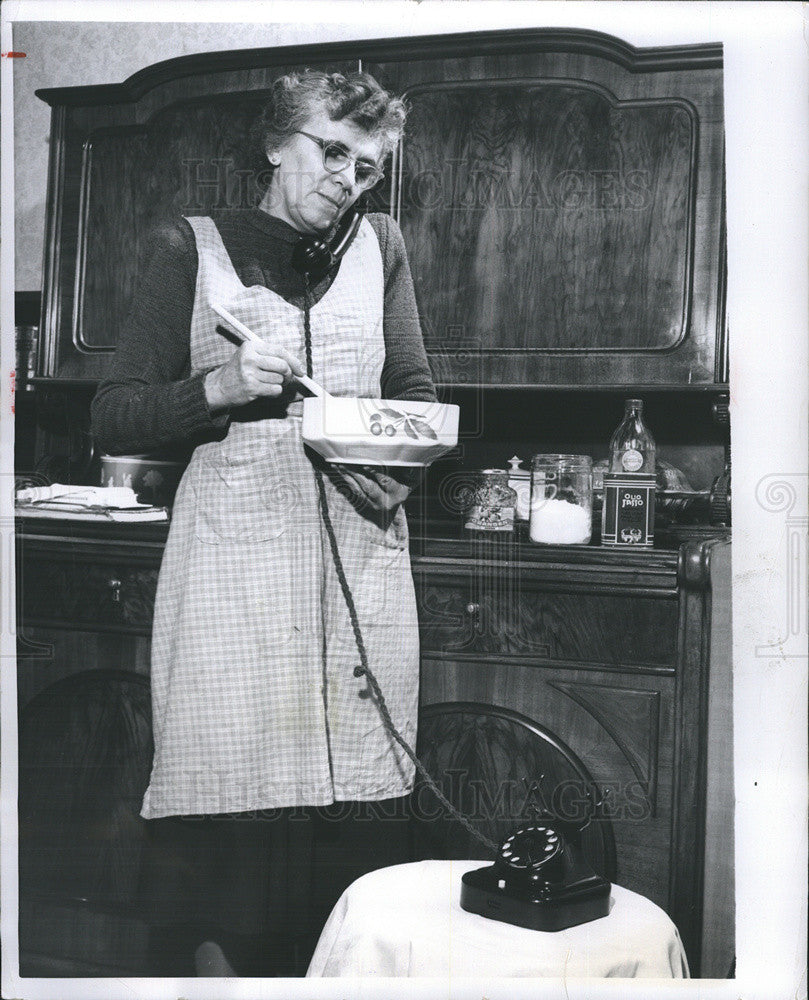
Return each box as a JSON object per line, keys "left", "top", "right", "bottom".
{"left": 302, "top": 278, "right": 497, "bottom": 856}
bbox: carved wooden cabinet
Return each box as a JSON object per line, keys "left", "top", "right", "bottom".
{"left": 33, "top": 28, "right": 725, "bottom": 389}
{"left": 409, "top": 531, "right": 729, "bottom": 975}
{"left": 16, "top": 518, "right": 729, "bottom": 976}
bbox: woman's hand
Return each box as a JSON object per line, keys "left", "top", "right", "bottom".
{"left": 334, "top": 465, "right": 418, "bottom": 514}
{"left": 205, "top": 342, "right": 305, "bottom": 413}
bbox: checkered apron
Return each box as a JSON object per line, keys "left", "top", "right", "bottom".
{"left": 140, "top": 216, "right": 420, "bottom": 819}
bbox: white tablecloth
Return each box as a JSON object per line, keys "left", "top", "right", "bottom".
{"left": 306, "top": 860, "right": 689, "bottom": 978}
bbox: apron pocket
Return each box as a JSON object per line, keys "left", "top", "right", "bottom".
{"left": 193, "top": 446, "right": 301, "bottom": 544}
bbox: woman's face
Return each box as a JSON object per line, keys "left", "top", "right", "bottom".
{"left": 266, "top": 110, "right": 386, "bottom": 234}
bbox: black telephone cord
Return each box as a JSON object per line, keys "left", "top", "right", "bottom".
{"left": 302, "top": 279, "right": 497, "bottom": 856}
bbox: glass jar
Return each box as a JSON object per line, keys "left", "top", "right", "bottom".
{"left": 530, "top": 455, "right": 593, "bottom": 545}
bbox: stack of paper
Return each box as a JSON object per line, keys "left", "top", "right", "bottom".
{"left": 15, "top": 484, "right": 168, "bottom": 522}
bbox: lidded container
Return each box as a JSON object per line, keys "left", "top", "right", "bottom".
{"left": 464, "top": 469, "right": 517, "bottom": 533}
{"left": 507, "top": 456, "right": 531, "bottom": 521}
{"left": 530, "top": 455, "right": 593, "bottom": 545}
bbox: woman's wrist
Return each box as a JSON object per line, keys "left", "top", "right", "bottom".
{"left": 204, "top": 368, "right": 229, "bottom": 415}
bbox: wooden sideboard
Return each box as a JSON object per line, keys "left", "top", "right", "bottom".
{"left": 15, "top": 516, "right": 730, "bottom": 977}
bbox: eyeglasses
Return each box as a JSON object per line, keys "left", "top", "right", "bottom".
{"left": 293, "top": 130, "right": 384, "bottom": 191}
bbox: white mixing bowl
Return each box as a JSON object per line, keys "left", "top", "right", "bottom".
{"left": 302, "top": 396, "right": 459, "bottom": 467}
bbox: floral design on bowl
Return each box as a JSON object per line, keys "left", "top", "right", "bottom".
{"left": 366, "top": 408, "right": 439, "bottom": 441}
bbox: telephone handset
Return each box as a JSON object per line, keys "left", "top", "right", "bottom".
{"left": 289, "top": 200, "right": 364, "bottom": 276}
{"left": 460, "top": 814, "right": 611, "bottom": 931}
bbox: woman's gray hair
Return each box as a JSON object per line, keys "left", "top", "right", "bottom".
{"left": 252, "top": 70, "right": 407, "bottom": 164}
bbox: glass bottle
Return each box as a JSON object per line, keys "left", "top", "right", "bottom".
{"left": 608, "top": 399, "right": 656, "bottom": 475}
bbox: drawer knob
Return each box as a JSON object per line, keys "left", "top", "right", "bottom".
{"left": 108, "top": 578, "right": 122, "bottom": 603}
{"left": 465, "top": 602, "right": 480, "bottom": 617}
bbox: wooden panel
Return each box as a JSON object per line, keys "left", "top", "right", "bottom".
{"left": 701, "top": 539, "right": 734, "bottom": 977}
{"left": 18, "top": 670, "right": 154, "bottom": 977}
{"left": 400, "top": 83, "right": 694, "bottom": 354}
{"left": 416, "top": 577, "right": 678, "bottom": 668}
{"left": 78, "top": 93, "right": 269, "bottom": 351}
{"left": 41, "top": 112, "right": 84, "bottom": 379}
{"left": 547, "top": 681, "right": 661, "bottom": 814}
{"left": 420, "top": 659, "right": 674, "bottom": 911}
{"left": 368, "top": 40, "right": 724, "bottom": 387}
{"left": 668, "top": 537, "right": 728, "bottom": 973}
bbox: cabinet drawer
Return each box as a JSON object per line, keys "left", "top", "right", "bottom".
{"left": 415, "top": 578, "right": 677, "bottom": 670}
{"left": 18, "top": 556, "right": 158, "bottom": 633}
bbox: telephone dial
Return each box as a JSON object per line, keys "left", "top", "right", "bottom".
{"left": 460, "top": 814, "right": 611, "bottom": 931}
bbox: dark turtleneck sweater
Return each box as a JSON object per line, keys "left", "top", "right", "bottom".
{"left": 91, "top": 208, "right": 436, "bottom": 456}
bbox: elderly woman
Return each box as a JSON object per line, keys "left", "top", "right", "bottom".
{"left": 91, "top": 70, "right": 436, "bottom": 976}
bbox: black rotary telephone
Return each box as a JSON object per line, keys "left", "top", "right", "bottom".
{"left": 460, "top": 814, "right": 611, "bottom": 931}
{"left": 290, "top": 201, "right": 364, "bottom": 276}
